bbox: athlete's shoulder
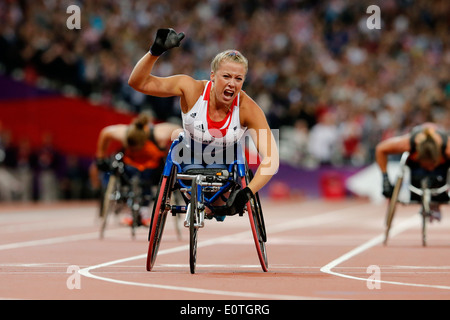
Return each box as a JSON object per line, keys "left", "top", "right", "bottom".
{"left": 102, "top": 124, "right": 127, "bottom": 135}
{"left": 238, "top": 91, "right": 266, "bottom": 127}
{"left": 181, "top": 77, "right": 207, "bottom": 93}
{"left": 179, "top": 78, "right": 208, "bottom": 113}
{"left": 238, "top": 90, "right": 258, "bottom": 109}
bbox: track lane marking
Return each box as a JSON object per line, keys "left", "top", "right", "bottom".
{"left": 78, "top": 232, "right": 323, "bottom": 300}
{"left": 0, "top": 232, "right": 101, "bottom": 251}
{"left": 0, "top": 228, "right": 130, "bottom": 251}
{"left": 320, "top": 216, "right": 450, "bottom": 290}
{"left": 78, "top": 202, "right": 369, "bottom": 300}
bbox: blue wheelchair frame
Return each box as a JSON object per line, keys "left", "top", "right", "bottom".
{"left": 162, "top": 136, "right": 248, "bottom": 216}
{"left": 146, "top": 134, "right": 268, "bottom": 273}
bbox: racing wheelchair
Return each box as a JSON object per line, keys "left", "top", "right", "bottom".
{"left": 384, "top": 152, "right": 450, "bottom": 246}
{"left": 99, "top": 152, "right": 152, "bottom": 239}
{"left": 146, "top": 135, "right": 268, "bottom": 274}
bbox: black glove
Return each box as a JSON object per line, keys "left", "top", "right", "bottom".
{"left": 150, "top": 28, "right": 185, "bottom": 56}
{"left": 96, "top": 158, "right": 110, "bottom": 172}
{"left": 382, "top": 172, "right": 393, "bottom": 198}
{"left": 226, "top": 187, "right": 254, "bottom": 214}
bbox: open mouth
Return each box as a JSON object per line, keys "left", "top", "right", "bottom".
{"left": 224, "top": 89, "right": 234, "bottom": 99}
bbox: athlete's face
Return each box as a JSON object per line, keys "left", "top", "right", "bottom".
{"left": 211, "top": 61, "right": 246, "bottom": 107}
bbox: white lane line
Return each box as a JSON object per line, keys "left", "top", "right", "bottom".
{"left": 80, "top": 269, "right": 316, "bottom": 300}
{"left": 78, "top": 233, "right": 321, "bottom": 300}
{"left": 0, "top": 228, "right": 127, "bottom": 251}
{"left": 0, "top": 201, "right": 365, "bottom": 252}
{"left": 0, "top": 263, "right": 70, "bottom": 267}
{"left": 391, "top": 266, "right": 450, "bottom": 270}
{"left": 0, "top": 232, "right": 100, "bottom": 251}
{"left": 320, "top": 216, "right": 450, "bottom": 290}
{"left": 154, "top": 264, "right": 303, "bottom": 269}
{"left": 79, "top": 203, "right": 369, "bottom": 300}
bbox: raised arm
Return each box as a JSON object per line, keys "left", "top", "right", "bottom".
{"left": 128, "top": 28, "right": 203, "bottom": 112}
{"left": 128, "top": 53, "right": 189, "bottom": 97}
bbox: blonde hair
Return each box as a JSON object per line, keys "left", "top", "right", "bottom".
{"left": 211, "top": 50, "right": 248, "bottom": 74}
{"left": 126, "top": 112, "right": 152, "bottom": 148}
{"left": 417, "top": 128, "right": 440, "bottom": 164}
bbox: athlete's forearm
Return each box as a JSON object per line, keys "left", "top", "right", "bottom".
{"left": 247, "top": 165, "right": 277, "bottom": 194}
{"left": 375, "top": 146, "right": 388, "bottom": 173}
{"left": 375, "top": 135, "right": 410, "bottom": 174}
{"left": 247, "top": 145, "right": 279, "bottom": 193}
{"left": 96, "top": 136, "right": 109, "bottom": 159}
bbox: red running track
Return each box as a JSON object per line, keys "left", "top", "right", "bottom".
{"left": 1, "top": 198, "right": 450, "bottom": 300}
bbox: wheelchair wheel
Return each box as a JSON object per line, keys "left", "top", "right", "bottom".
{"left": 244, "top": 170, "right": 268, "bottom": 272}
{"left": 129, "top": 177, "right": 143, "bottom": 240}
{"left": 421, "top": 210, "right": 427, "bottom": 247}
{"left": 146, "top": 166, "right": 175, "bottom": 271}
{"left": 99, "top": 175, "right": 119, "bottom": 239}
{"left": 383, "top": 175, "right": 403, "bottom": 245}
{"left": 189, "top": 178, "right": 198, "bottom": 274}
{"left": 420, "top": 188, "right": 430, "bottom": 247}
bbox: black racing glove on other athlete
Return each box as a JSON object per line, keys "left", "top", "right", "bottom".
{"left": 382, "top": 172, "right": 393, "bottom": 198}
{"left": 96, "top": 158, "right": 110, "bottom": 172}
{"left": 150, "top": 28, "right": 185, "bottom": 56}
{"left": 226, "top": 187, "right": 254, "bottom": 215}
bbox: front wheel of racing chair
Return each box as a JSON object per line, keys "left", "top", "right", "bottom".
{"left": 412, "top": 175, "right": 449, "bottom": 246}
{"left": 183, "top": 162, "right": 268, "bottom": 274}
{"left": 383, "top": 153, "right": 408, "bottom": 245}
{"left": 128, "top": 175, "right": 143, "bottom": 239}
{"left": 100, "top": 153, "right": 127, "bottom": 239}
{"left": 384, "top": 152, "right": 450, "bottom": 246}
{"left": 99, "top": 175, "right": 119, "bottom": 239}
{"left": 100, "top": 153, "right": 147, "bottom": 240}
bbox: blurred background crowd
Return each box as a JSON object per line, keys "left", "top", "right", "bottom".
{"left": 0, "top": 0, "right": 449, "bottom": 201}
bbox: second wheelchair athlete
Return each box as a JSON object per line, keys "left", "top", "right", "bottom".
{"left": 96, "top": 112, "right": 180, "bottom": 225}
{"left": 376, "top": 122, "right": 450, "bottom": 222}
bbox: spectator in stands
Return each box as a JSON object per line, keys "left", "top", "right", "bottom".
{"left": 0, "top": 0, "right": 447, "bottom": 178}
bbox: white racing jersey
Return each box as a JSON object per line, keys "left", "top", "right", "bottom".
{"left": 181, "top": 81, "right": 247, "bottom": 150}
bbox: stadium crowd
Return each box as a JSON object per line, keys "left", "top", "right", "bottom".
{"left": 0, "top": 0, "right": 448, "bottom": 201}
